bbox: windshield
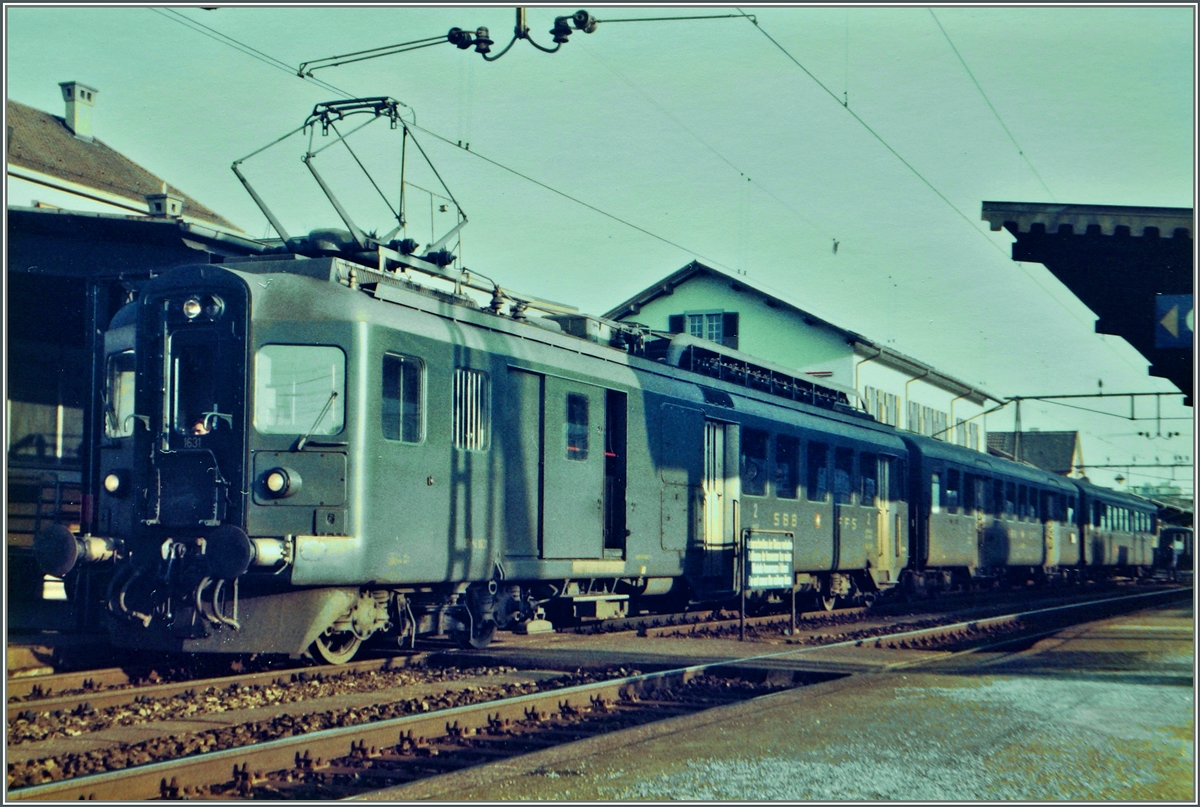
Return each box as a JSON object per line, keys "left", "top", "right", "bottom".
{"left": 105, "top": 350, "right": 136, "bottom": 438}
{"left": 254, "top": 344, "right": 345, "bottom": 435}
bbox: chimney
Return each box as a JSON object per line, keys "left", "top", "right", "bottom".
{"left": 59, "top": 81, "right": 99, "bottom": 142}
{"left": 146, "top": 182, "right": 184, "bottom": 219}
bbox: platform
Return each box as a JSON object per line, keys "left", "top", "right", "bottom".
{"left": 385, "top": 599, "right": 1196, "bottom": 801}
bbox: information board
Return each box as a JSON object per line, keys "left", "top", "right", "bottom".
{"left": 744, "top": 531, "right": 794, "bottom": 590}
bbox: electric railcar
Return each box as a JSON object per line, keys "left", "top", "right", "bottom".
{"left": 35, "top": 252, "right": 1160, "bottom": 663}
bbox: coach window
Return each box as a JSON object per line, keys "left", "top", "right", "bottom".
{"left": 945, "top": 469, "right": 961, "bottom": 513}
{"left": 453, "top": 368, "right": 490, "bottom": 451}
{"left": 1004, "top": 483, "right": 1016, "bottom": 518}
{"left": 565, "top": 393, "right": 589, "bottom": 460}
{"left": 1067, "top": 497, "right": 1076, "bottom": 524}
{"left": 382, "top": 354, "right": 424, "bottom": 443}
{"left": 833, "top": 448, "right": 854, "bottom": 505}
{"left": 860, "top": 453, "right": 877, "bottom": 507}
{"left": 1016, "top": 486, "right": 1028, "bottom": 520}
{"left": 775, "top": 435, "right": 800, "bottom": 499}
{"left": 806, "top": 442, "right": 829, "bottom": 502}
{"left": 105, "top": 350, "right": 136, "bottom": 438}
{"left": 255, "top": 345, "right": 345, "bottom": 435}
{"left": 993, "top": 480, "right": 1004, "bottom": 517}
{"left": 930, "top": 472, "right": 941, "bottom": 514}
{"left": 741, "top": 428, "right": 768, "bottom": 495}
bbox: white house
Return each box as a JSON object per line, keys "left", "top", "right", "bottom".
{"left": 605, "top": 261, "right": 999, "bottom": 450}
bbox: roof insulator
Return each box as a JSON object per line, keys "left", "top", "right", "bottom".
{"left": 550, "top": 16, "right": 573, "bottom": 44}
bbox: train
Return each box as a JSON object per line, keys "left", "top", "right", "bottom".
{"left": 34, "top": 243, "right": 1162, "bottom": 664}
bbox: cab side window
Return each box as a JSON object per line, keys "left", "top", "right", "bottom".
{"left": 382, "top": 353, "right": 424, "bottom": 443}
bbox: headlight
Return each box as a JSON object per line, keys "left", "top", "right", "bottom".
{"left": 103, "top": 470, "right": 130, "bottom": 497}
{"left": 262, "top": 467, "right": 301, "bottom": 498}
{"left": 182, "top": 297, "right": 203, "bottom": 319}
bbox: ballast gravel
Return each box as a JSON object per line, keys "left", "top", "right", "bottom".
{"left": 7, "top": 664, "right": 519, "bottom": 746}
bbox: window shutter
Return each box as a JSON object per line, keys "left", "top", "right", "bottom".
{"left": 668, "top": 314, "right": 685, "bottom": 334}
{"left": 722, "top": 312, "right": 739, "bottom": 349}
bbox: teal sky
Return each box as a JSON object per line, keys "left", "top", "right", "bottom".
{"left": 5, "top": 5, "right": 1195, "bottom": 491}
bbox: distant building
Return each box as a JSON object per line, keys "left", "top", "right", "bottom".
{"left": 986, "top": 430, "right": 1084, "bottom": 477}
{"left": 605, "top": 261, "right": 998, "bottom": 451}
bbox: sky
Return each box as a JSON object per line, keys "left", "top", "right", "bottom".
{"left": 4, "top": 4, "right": 1195, "bottom": 493}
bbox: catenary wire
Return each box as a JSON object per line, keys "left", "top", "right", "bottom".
{"left": 738, "top": 8, "right": 1150, "bottom": 374}
{"left": 576, "top": 40, "right": 837, "bottom": 244}
{"left": 408, "top": 123, "right": 740, "bottom": 274}
{"left": 929, "top": 9, "right": 1056, "bottom": 202}
{"left": 152, "top": 8, "right": 354, "bottom": 99}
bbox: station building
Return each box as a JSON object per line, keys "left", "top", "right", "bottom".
{"left": 605, "top": 261, "right": 998, "bottom": 451}
{"left": 6, "top": 81, "right": 260, "bottom": 600}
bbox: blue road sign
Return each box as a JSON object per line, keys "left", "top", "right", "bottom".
{"left": 1155, "top": 294, "right": 1194, "bottom": 349}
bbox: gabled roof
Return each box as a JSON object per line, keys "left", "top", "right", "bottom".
{"left": 604, "top": 260, "right": 1000, "bottom": 405}
{"left": 6, "top": 98, "right": 241, "bottom": 232}
{"left": 987, "top": 430, "right": 1081, "bottom": 475}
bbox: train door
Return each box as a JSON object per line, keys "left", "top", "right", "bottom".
{"left": 504, "top": 369, "right": 543, "bottom": 557}
{"left": 1041, "top": 490, "right": 1056, "bottom": 568}
{"left": 603, "top": 390, "right": 627, "bottom": 558}
{"left": 876, "top": 455, "right": 903, "bottom": 578}
{"left": 541, "top": 377, "right": 605, "bottom": 559}
{"left": 149, "top": 299, "right": 249, "bottom": 530}
{"left": 971, "top": 475, "right": 987, "bottom": 567}
{"left": 834, "top": 447, "right": 868, "bottom": 570}
{"left": 702, "top": 420, "right": 739, "bottom": 591}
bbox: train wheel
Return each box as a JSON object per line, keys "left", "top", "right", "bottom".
{"left": 312, "top": 630, "right": 362, "bottom": 664}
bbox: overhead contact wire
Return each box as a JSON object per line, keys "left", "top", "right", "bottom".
{"left": 152, "top": 7, "right": 354, "bottom": 99}
{"left": 740, "top": 9, "right": 1151, "bottom": 370}
{"left": 929, "top": 9, "right": 1056, "bottom": 202}
{"left": 577, "top": 42, "right": 837, "bottom": 244}
{"left": 738, "top": 8, "right": 996, "bottom": 252}
{"left": 408, "top": 123, "right": 739, "bottom": 273}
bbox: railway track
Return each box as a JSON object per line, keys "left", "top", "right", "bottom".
{"left": 7, "top": 586, "right": 1186, "bottom": 801}
{"left": 5, "top": 581, "right": 1180, "bottom": 721}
